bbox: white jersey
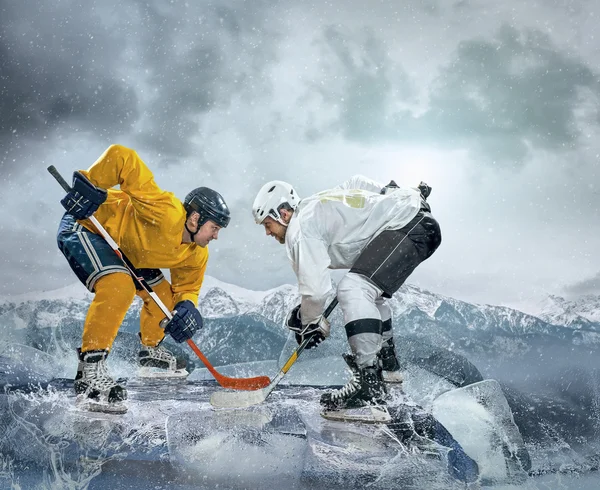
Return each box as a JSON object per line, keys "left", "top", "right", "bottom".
{"left": 285, "top": 175, "right": 422, "bottom": 324}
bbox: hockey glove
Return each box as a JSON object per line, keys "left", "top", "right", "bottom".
{"left": 286, "top": 304, "right": 303, "bottom": 331}
{"left": 286, "top": 304, "right": 331, "bottom": 350}
{"left": 417, "top": 181, "right": 432, "bottom": 200}
{"left": 380, "top": 179, "right": 399, "bottom": 195}
{"left": 60, "top": 171, "right": 107, "bottom": 220}
{"left": 161, "top": 300, "right": 203, "bottom": 343}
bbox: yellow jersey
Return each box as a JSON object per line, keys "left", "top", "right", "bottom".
{"left": 78, "top": 144, "right": 208, "bottom": 305}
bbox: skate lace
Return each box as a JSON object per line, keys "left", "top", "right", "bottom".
{"left": 145, "top": 344, "right": 176, "bottom": 362}
{"left": 330, "top": 370, "right": 361, "bottom": 400}
{"left": 83, "top": 359, "right": 117, "bottom": 391}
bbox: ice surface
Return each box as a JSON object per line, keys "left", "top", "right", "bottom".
{"left": 2, "top": 272, "right": 599, "bottom": 490}
{"left": 0, "top": 358, "right": 498, "bottom": 490}
{"left": 0, "top": 328, "right": 598, "bottom": 490}
{"left": 167, "top": 406, "right": 306, "bottom": 489}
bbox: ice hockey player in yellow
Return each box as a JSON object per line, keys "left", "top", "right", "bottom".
{"left": 57, "top": 144, "right": 230, "bottom": 413}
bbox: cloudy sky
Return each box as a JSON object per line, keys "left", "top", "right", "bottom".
{"left": 1, "top": 0, "right": 599, "bottom": 313}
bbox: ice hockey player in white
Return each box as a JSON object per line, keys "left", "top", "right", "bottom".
{"left": 252, "top": 175, "right": 441, "bottom": 421}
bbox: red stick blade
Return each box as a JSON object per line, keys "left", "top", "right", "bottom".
{"left": 218, "top": 375, "right": 271, "bottom": 391}
{"left": 186, "top": 339, "right": 271, "bottom": 390}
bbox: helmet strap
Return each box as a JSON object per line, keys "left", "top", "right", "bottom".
{"left": 185, "top": 213, "right": 203, "bottom": 242}
{"left": 185, "top": 222, "right": 200, "bottom": 241}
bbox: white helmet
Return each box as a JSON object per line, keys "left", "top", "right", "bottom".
{"left": 252, "top": 180, "right": 299, "bottom": 225}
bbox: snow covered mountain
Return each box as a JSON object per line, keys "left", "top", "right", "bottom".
{"left": 2, "top": 276, "right": 599, "bottom": 342}
{"left": 533, "top": 294, "right": 600, "bottom": 331}
{"left": 198, "top": 276, "right": 299, "bottom": 324}
{"left": 1, "top": 276, "right": 599, "bottom": 373}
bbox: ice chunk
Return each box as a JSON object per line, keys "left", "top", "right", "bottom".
{"left": 395, "top": 336, "right": 483, "bottom": 387}
{"left": 432, "top": 379, "right": 530, "bottom": 485}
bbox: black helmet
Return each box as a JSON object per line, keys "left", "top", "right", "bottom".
{"left": 183, "top": 187, "right": 231, "bottom": 228}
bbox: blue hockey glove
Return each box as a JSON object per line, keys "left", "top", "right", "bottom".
{"left": 286, "top": 305, "right": 330, "bottom": 350}
{"left": 60, "top": 171, "right": 107, "bottom": 220}
{"left": 162, "top": 300, "right": 203, "bottom": 343}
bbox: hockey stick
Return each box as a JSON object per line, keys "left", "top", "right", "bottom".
{"left": 48, "top": 165, "right": 270, "bottom": 391}
{"left": 210, "top": 297, "right": 339, "bottom": 408}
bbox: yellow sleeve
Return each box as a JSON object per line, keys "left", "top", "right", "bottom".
{"left": 80, "top": 144, "right": 178, "bottom": 226}
{"left": 81, "top": 144, "right": 164, "bottom": 203}
{"left": 170, "top": 256, "right": 207, "bottom": 306}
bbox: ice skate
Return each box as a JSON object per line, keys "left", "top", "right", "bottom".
{"left": 320, "top": 354, "right": 391, "bottom": 423}
{"left": 74, "top": 349, "right": 128, "bottom": 415}
{"left": 137, "top": 341, "right": 189, "bottom": 379}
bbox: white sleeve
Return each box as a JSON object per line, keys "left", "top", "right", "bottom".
{"left": 335, "top": 175, "right": 383, "bottom": 193}
{"left": 289, "top": 237, "right": 333, "bottom": 325}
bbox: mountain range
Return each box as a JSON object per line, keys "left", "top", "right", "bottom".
{"left": 1, "top": 276, "right": 599, "bottom": 377}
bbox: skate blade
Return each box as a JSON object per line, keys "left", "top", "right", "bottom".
{"left": 321, "top": 405, "right": 392, "bottom": 424}
{"left": 76, "top": 395, "right": 128, "bottom": 415}
{"left": 136, "top": 367, "right": 189, "bottom": 379}
{"left": 383, "top": 370, "right": 404, "bottom": 384}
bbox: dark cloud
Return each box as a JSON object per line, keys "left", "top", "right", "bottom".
{"left": 125, "top": 1, "right": 280, "bottom": 163}
{"left": 0, "top": 0, "right": 280, "bottom": 172}
{"left": 309, "top": 23, "right": 600, "bottom": 164}
{"left": 307, "top": 25, "right": 414, "bottom": 142}
{"left": 0, "top": 1, "right": 139, "bottom": 171}
{"left": 564, "top": 273, "right": 600, "bottom": 296}
{"left": 424, "top": 24, "right": 600, "bottom": 163}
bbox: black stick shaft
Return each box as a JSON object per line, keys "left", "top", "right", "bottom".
{"left": 47, "top": 165, "right": 72, "bottom": 192}
{"left": 323, "top": 297, "right": 338, "bottom": 319}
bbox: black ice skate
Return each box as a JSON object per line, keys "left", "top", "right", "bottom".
{"left": 74, "top": 349, "right": 127, "bottom": 414}
{"left": 320, "top": 354, "right": 391, "bottom": 423}
{"left": 379, "top": 338, "right": 404, "bottom": 384}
